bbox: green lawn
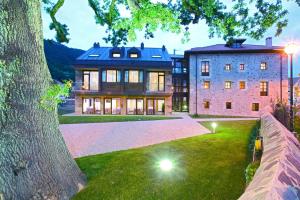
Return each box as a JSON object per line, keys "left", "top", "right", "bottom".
{"left": 59, "top": 115, "right": 180, "bottom": 124}
{"left": 73, "top": 120, "right": 258, "bottom": 200}
{"left": 296, "top": 116, "right": 300, "bottom": 139}
{"left": 191, "top": 114, "right": 256, "bottom": 119}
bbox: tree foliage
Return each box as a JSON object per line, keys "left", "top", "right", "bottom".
{"left": 43, "top": 0, "right": 300, "bottom": 46}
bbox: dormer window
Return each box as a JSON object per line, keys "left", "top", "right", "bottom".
{"left": 129, "top": 53, "right": 138, "bottom": 58}
{"left": 110, "top": 47, "right": 124, "bottom": 58}
{"left": 112, "top": 53, "right": 121, "bottom": 58}
{"left": 127, "top": 47, "right": 141, "bottom": 58}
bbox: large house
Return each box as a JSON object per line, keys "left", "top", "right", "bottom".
{"left": 73, "top": 43, "right": 173, "bottom": 115}
{"left": 185, "top": 38, "right": 289, "bottom": 117}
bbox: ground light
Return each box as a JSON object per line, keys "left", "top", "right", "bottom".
{"left": 211, "top": 122, "right": 218, "bottom": 133}
{"left": 159, "top": 159, "right": 173, "bottom": 172}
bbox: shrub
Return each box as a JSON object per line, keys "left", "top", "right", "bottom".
{"left": 245, "top": 161, "right": 260, "bottom": 185}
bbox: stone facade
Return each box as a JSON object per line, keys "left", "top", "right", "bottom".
{"left": 189, "top": 53, "right": 288, "bottom": 117}
{"left": 239, "top": 112, "right": 300, "bottom": 199}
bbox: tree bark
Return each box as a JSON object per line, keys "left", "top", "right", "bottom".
{"left": 0, "top": 1, "right": 86, "bottom": 199}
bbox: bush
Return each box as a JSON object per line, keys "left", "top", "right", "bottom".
{"left": 245, "top": 161, "right": 260, "bottom": 184}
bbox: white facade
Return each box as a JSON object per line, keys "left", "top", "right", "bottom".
{"left": 189, "top": 53, "right": 288, "bottom": 117}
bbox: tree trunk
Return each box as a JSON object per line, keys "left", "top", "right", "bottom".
{"left": 0, "top": 1, "right": 86, "bottom": 199}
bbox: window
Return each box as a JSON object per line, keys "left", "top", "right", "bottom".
{"left": 226, "top": 102, "right": 232, "bottom": 109}
{"left": 125, "top": 70, "right": 143, "bottom": 83}
{"left": 173, "top": 61, "right": 182, "bottom": 74}
{"left": 252, "top": 103, "right": 259, "bottom": 111}
{"left": 152, "top": 55, "right": 162, "bottom": 58}
{"left": 82, "top": 98, "right": 101, "bottom": 114}
{"left": 260, "top": 62, "right": 267, "bottom": 70}
{"left": 239, "top": 81, "right": 246, "bottom": 89}
{"left": 225, "top": 64, "right": 231, "bottom": 71}
{"left": 240, "top": 64, "right": 245, "bottom": 70}
{"left": 102, "top": 70, "right": 121, "bottom": 82}
{"left": 146, "top": 99, "right": 165, "bottom": 115}
{"left": 88, "top": 54, "right": 99, "bottom": 57}
{"left": 260, "top": 81, "right": 269, "bottom": 96}
{"left": 147, "top": 72, "right": 165, "bottom": 92}
{"left": 203, "top": 101, "right": 210, "bottom": 109}
{"left": 104, "top": 98, "right": 121, "bottom": 115}
{"left": 201, "top": 61, "right": 210, "bottom": 76}
{"left": 204, "top": 81, "right": 210, "bottom": 89}
{"left": 225, "top": 81, "right": 232, "bottom": 89}
{"left": 127, "top": 99, "right": 144, "bottom": 115}
{"left": 112, "top": 53, "right": 121, "bottom": 58}
{"left": 129, "top": 53, "right": 138, "bottom": 58}
{"left": 82, "top": 71, "right": 99, "bottom": 90}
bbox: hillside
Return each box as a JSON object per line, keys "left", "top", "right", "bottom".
{"left": 44, "top": 39, "right": 85, "bottom": 81}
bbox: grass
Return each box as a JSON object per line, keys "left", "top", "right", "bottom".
{"left": 59, "top": 115, "right": 180, "bottom": 124}
{"left": 190, "top": 114, "right": 256, "bottom": 119}
{"left": 295, "top": 116, "right": 300, "bottom": 139}
{"left": 73, "top": 120, "right": 258, "bottom": 200}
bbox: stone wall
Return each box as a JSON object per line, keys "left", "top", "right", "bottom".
{"left": 239, "top": 112, "right": 300, "bottom": 200}
{"left": 189, "top": 53, "right": 288, "bottom": 117}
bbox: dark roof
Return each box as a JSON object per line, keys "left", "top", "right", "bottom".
{"left": 185, "top": 44, "right": 285, "bottom": 54}
{"left": 75, "top": 46, "right": 172, "bottom": 67}
{"left": 170, "top": 54, "right": 184, "bottom": 59}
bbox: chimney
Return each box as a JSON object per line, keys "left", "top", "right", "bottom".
{"left": 266, "top": 37, "right": 272, "bottom": 47}
{"left": 93, "top": 42, "right": 100, "bottom": 48}
{"left": 141, "top": 42, "right": 144, "bottom": 49}
{"left": 162, "top": 45, "right": 166, "bottom": 51}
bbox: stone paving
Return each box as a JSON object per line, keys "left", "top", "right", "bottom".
{"left": 60, "top": 113, "right": 210, "bottom": 158}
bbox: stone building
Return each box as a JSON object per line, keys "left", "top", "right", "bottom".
{"left": 73, "top": 43, "right": 173, "bottom": 115}
{"left": 185, "top": 38, "right": 289, "bottom": 117}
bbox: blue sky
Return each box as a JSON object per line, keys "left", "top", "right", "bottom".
{"left": 42, "top": 1, "right": 300, "bottom": 76}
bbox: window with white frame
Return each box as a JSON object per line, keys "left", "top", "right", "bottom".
{"left": 225, "top": 81, "right": 232, "bottom": 89}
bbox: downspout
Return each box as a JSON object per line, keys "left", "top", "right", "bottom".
{"left": 195, "top": 55, "right": 198, "bottom": 115}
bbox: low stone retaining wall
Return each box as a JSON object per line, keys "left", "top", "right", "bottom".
{"left": 239, "top": 112, "right": 300, "bottom": 200}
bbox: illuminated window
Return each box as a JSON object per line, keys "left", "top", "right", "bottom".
{"left": 204, "top": 81, "right": 210, "bottom": 89}
{"left": 203, "top": 101, "right": 210, "bottom": 109}
{"left": 102, "top": 70, "right": 121, "bottom": 82}
{"left": 125, "top": 70, "right": 143, "bottom": 83}
{"left": 152, "top": 55, "right": 162, "bottom": 58}
{"left": 129, "top": 53, "right": 138, "bottom": 58}
{"left": 82, "top": 71, "right": 99, "bottom": 90}
{"left": 225, "top": 81, "right": 232, "bottom": 89}
{"left": 260, "top": 62, "right": 267, "bottom": 70}
{"left": 112, "top": 53, "right": 121, "bottom": 58}
{"left": 226, "top": 102, "right": 232, "bottom": 109}
{"left": 252, "top": 103, "right": 259, "bottom": 111}
{"left": 147, "top": 72, "right": 164, "bottom": 91}
{"left": 201, "top": 61, "right": 210, "bottom": 76}
{"left": 225, "top": 64, "right": 231, "bottom": 71}
{"left": 240, "top": 64, "right": 245, "bottom": 70}
{"left": 127, "top": 99, "right": 144, "bottom": 115}
{"left": 260, "top": 81, "right": 269, "bottom": 96}
{"left": 239, "top": 81, "right": 246, "bottom": 89}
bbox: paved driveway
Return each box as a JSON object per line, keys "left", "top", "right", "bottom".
{"left": 60, "top": 115, "right": 210, "bottom": 158}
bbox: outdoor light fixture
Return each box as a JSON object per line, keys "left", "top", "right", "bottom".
{"left": 285, "top": 42, "right": 299, "bottom": 132}
{"left": 255, "top": 136, "right": 263, "bottom": 151}
{"left": 159, "top": 159, "right": 173, "bottom": 172}
{"left": 211, "top": 122, "right": 217, "bottom": 133}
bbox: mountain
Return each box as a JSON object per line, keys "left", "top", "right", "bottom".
{"left": 44, "top": 39, "right": 85, "bottom": 82}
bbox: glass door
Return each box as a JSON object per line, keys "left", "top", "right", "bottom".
{"left": 112, "top": 98, "right": 121, "bottom": 115}
{"left": 104, "top": 99, "right": 112, "bottom": 114}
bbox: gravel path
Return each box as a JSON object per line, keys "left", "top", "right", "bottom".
{"left": 60, "top": 114, "right": 210, "bottom": 158}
